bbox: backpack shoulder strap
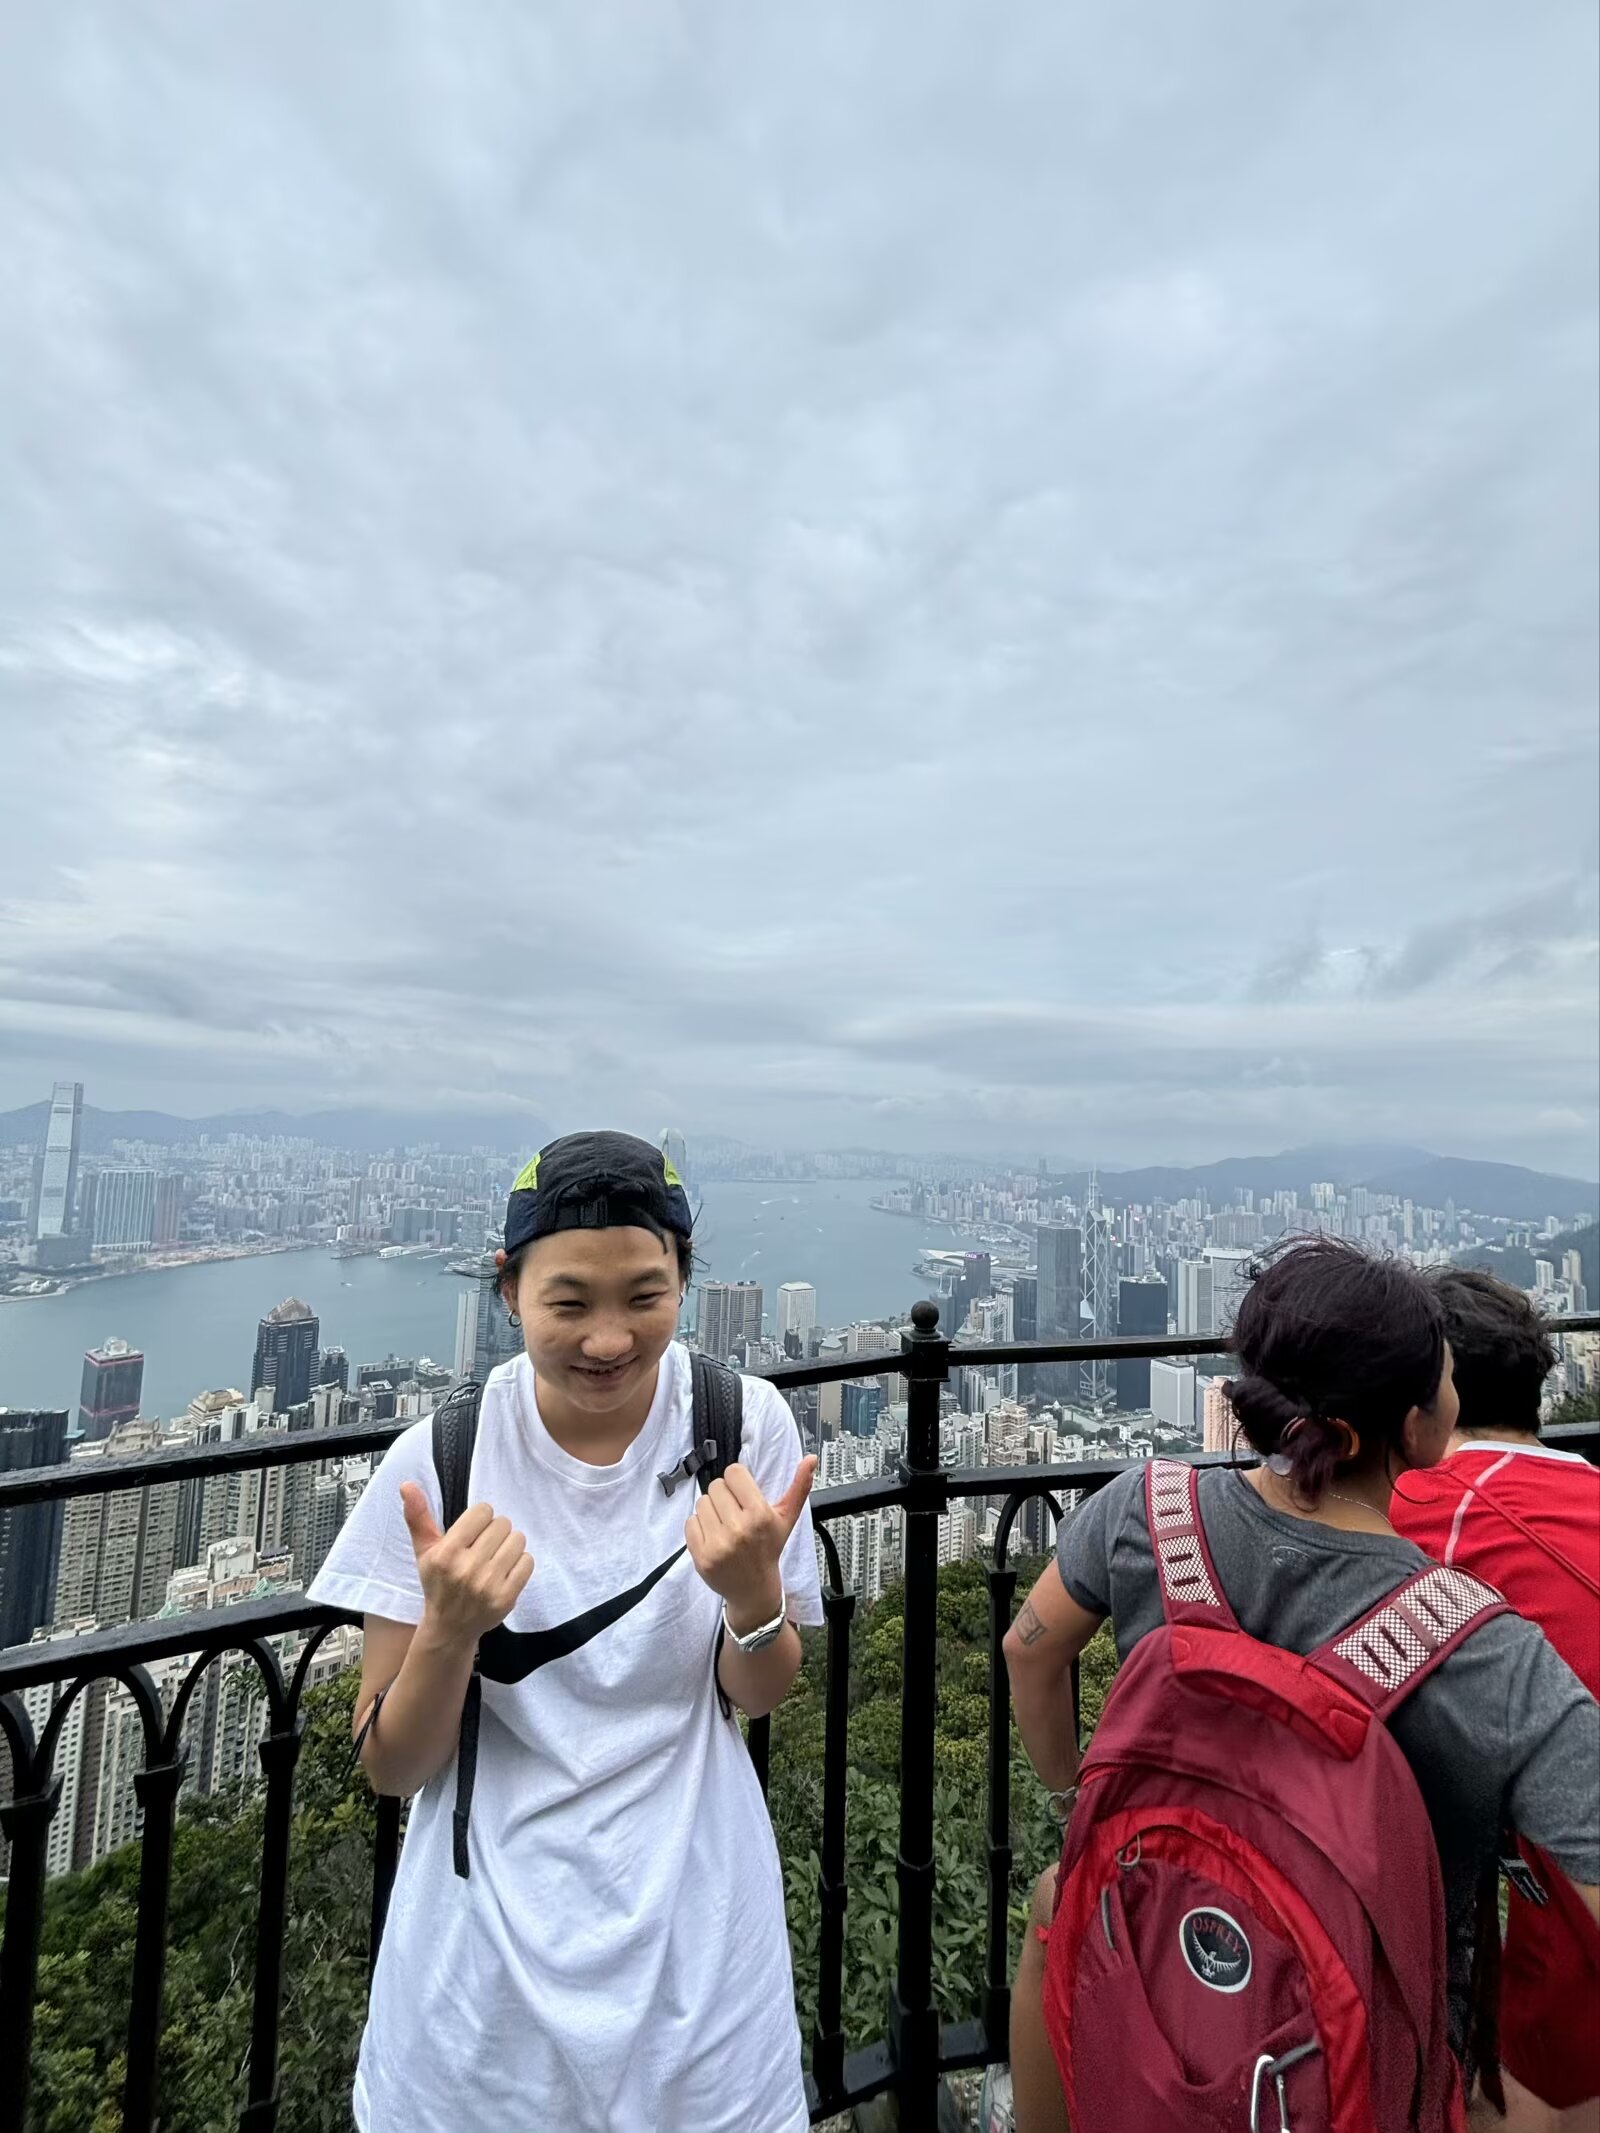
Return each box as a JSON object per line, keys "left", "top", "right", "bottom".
{"left": 689, "top": 1351, "right": 744, "bottom": 1490}
{"left": 1147, "top": 1458, "right": 1241, "bottom": 1631}
{"left": 1311, "top": 1562, "right": 1508, "bottom": 1718}
{"left": 431, "top": 1377, "right": 482, "bottom": 1532}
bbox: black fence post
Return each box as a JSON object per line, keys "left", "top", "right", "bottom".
{"left": 122, "top": 1751, "right": 185, "bottom": 2132}
{"left": 890, "top": 1299, "right": 950, "bottom": 2122}
{"left": 811, "top": 1533, "right": 856, "bottom": 2111}
{"left": 239, "top": 1721, "right": 304, "bottom": 2133}
{"left": 983, "top": 1544, "right": 1019, "bottom": 2055}
{"left": 0, "top": 1702, "right": 60, "bottom": 2133}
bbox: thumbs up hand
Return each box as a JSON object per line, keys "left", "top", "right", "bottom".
{"left": 683, "top": 1457, "right": 818, "bottom": 1634}
{"left": 399, "top": 1483, "right": 535, "bottom": 1646}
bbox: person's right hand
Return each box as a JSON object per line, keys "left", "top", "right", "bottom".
{"left": 399, "top": 1485, "right": 535, "bottom": 1645}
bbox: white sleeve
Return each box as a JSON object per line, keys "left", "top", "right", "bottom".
{"left": 739, "top": 1376, "right": 826, "bottom": 1627}
{"left": 308, "top": 1417, "right": 437, "bottom": 1626}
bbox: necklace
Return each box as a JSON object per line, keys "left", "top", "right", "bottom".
{"left": 1261, "top": 1470, "right": 1395, "bottom": 1532}
{"left": 1321, "top": 1488, "right": 1396, "bottom": 1532}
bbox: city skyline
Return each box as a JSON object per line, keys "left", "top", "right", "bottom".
{"left": 1, "top": 8, "right": 1596, "bottom": 1176}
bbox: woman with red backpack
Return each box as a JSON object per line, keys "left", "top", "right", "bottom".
{"left": 1003, "top": 1237, "right": 1599, "bottom": 2133}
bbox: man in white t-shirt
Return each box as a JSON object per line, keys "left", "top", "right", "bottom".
{"left": 312, "top": 1132, "right": 823, "bottom": 2133}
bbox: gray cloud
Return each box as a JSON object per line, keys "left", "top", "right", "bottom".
{"left": 0, "top": 0, "right": 1596, "bottom": 1175}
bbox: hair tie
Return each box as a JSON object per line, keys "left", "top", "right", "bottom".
{"left": 1266, "top": 1415, "right": 1309, "bottom": 1475}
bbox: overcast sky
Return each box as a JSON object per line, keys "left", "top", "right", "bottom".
{"left": 1, "top": 2, "right": 1596, "bottom": 1174}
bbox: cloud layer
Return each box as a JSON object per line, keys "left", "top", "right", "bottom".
{"left": 2, "top": 1, "right": 1596, "bottom": 1171}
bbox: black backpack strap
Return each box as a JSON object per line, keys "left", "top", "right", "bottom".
{"left": 690, "top": 1351, "right": 744, "bottom": 1484}
{"left": 431, "top": 1378, "right": 481, "bottom": 1531}
{"left": 690, "top": 1355, "right": 746, "bottom": 1721}
{"left": 429, "top": 1381, "right": 484, "bottom": 1879}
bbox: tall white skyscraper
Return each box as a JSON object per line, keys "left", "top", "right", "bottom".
{"left": 1176, "top": 1259, "right": 1215, "bottom": 1338}
{"left": 1151, "top": 1360, "right": 1198, "bottom": 1434}
{"left": 35, "top": 1080, "right": 83, "bottom": 1240}
{"left": 778, "top": 1282, "right": 817, "bottom": 1341}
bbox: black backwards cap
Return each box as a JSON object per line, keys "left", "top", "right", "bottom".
{"left": 503, "top": 1131, "right": 693, "bottom": 1257}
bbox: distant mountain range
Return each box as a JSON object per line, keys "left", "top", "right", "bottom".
{"left": 1075, "top": 1144, "right": 1598, "bottom": 1223}
{"left": 0, "top": 1107, "right": 1592, "bottom": 1221}
{"left": 0, "top": 1101, "right": 552, "bottom": 1160}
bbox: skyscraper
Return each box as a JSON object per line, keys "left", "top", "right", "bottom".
{"left": 251, "top": 1299, "right": 320, "bottom": 1414}
{"left": 77, "top": 1339, "right": 145, "bottom": 1442}
{"left": 1115, "top": 1278, "right": 1168, "bottom": 1412}
{"left": 697, "top": 1282, "right": 763, "bottom": 1362}
{"left": 92, "top": 1167, "right": 158, "bottom": 1253}
{"left": 1035, "top": 1222, "right": 1083, "bottom": 1402}
{"left": 34, "top": 1080, "right": 83, "bottom": 1242}
{"left": 841, "top": 1382, "right": 885, "bottom": 1439}
{"left": 1203, "top": 1380, "right": 1236, "bottom": 1455}
{"left": 778, "top": 1282, "right": 817, "bottom": 1342}
{"left": 1204, "top": 1249, "right": 1257, "bottom": 1336}
{"left": 52, "top": 1423, "right": 184, "bottom": 1629}
{"left": 0, "top": 1409, "right": 69, "bottom": 1648}
{"left": 453, "top": 1257, "right": 525, "bottom": 1382}
{"left": 1176, "top": 1259, "right": 1215, "bottom": 1338}
{"left": 1010, "top": 1274, "right": 1038, "bottom": 1342}
{"left": 153, "top": 1172, "right": 184, "bottom": 1248}
{"left": 1150, "top": 1361, "right": 1197, "bottom": 1436}
{"left": 660, "top": 1129, "right": 692, "bottom": 1202}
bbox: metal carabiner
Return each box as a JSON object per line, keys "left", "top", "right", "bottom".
{"left": 1248, "top": 2039, "right": 1319, "bottom": 2131}
{"left": 1248, "top": 2056, "right": 1275, "bottom": 2133}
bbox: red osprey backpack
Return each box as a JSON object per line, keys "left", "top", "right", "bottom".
{"left": 1042, "top": 1460, "right": 1506, "bottom": 2132}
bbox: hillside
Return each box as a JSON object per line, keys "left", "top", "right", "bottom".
{"left": 1457, "top": 1223, "right": 1598, "bottom": 1300}
{"left": 1090, "top": 1144, "right": 1596, "bottom": 1221}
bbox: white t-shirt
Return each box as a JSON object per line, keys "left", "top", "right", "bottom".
{"left": 309, "top": 1342, "right": 824, "bottom": 2133}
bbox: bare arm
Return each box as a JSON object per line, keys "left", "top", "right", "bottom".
{"left": 353, "top": 1614, "right": 479, "bottom": 1797}
{"left": 351, "top": 1485, "right": 534, "bottom": 1797}
{"left": 1003, "top": 1564, "right": 1106, "bottom": 1794}
{"left": 687, "top": 1457, "right": 818, "bottom": 1723}
{"left": 717, "top": 1594, "right": 804, "bottom": 1720}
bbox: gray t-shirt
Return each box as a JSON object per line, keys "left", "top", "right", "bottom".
{"left": 1057, "top": 1462, "right": 1600, "bottom": 2051}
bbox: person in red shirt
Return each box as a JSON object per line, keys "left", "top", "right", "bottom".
{"left": 1392, "top": 1267, "right": 1600, "bottom": 2132}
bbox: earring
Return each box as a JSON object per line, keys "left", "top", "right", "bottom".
{"left": 508, "top": 1310, "right": 521, "bottom": 1328}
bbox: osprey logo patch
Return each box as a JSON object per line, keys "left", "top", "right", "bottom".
{"left": 1179, "top": 1907, "right": 1252, "bottom": 1993}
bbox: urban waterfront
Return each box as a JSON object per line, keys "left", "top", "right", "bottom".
{"left": 0, "top": 1178, "right": 968, "bottom": 1422}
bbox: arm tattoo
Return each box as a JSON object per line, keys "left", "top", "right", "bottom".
{"left": 1014, "top": 1598, "right": 1050, "bottom": 1647}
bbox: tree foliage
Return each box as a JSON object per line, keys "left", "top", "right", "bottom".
{"left": 7, "top": 1555, "right": 1115, "bottom": 2128}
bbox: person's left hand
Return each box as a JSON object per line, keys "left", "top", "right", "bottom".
{"left": 684, "top": 1458, "right": 818, "bottom": 1633}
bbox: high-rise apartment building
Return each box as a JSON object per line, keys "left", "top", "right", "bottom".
{"left": 34, "top": 1080, "right": 83, "bottom": 1242}
{"left": 697, "top": 1281, "right": 763, "bottom": 1362}
{"left": 1176, "top": 1259, "right": 1215, "bottom": 1339}
{"left": 1010, "top": 1273, "right": 1038, "bottom": 1343}
{"left": 153, "top": 1172, "right": 184, "bottom": 1247}
{"left": 0, "top": 1409, "right": 69, "bottom": 1648}
{"left": 93, "top": 1168, "right": 158, "bottom": 1253}
{"left": 777, "top": 1282, "right": 817, "bottom": 1342}
{"left": 1115, "top": 1277, "right": 1169, "bottom": 1412}
{"left": 1203, "top": 1380, "right": 1236, "bottom": 1455}
{"left": 77, "top": 1338, "right": 145, "bottom": 1441}
{"left": 53, "top": 1423, "right": 184, "bottom": 1629}
{"left": 251, "top": 1299, "right": 320, "bottom": 1413}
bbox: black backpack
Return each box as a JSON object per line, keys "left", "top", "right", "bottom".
{"left": 430, "top": 1352, "right": 743, "bottom": 1877}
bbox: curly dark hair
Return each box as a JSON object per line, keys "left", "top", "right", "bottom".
{"left": 1428, "top": 1266, "right": 1556, "bottom": 1436}
{"left": 1224, "top": 1235, "right": 1448, "bottom": 1502}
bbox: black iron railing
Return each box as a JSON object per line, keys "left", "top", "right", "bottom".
{"left": 3, "top": 1310, "right": 1598, "bottom": 2131}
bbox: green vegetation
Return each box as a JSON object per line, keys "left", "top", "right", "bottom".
{"left": 1455, "top": 1220, "right": 1597, "bottom": 1299}
{"left": 5, "top": 1555, "right": 1114, "bottom": 2131}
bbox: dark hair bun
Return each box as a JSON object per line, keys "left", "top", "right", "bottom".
{"left": 1224, "top": 1374, "right": 1306, "bottom": 1455}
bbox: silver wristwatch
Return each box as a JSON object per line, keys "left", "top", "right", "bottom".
{"left": 722, "top": 1597, "right": 789, "bottom": 1654}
